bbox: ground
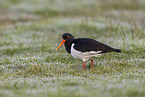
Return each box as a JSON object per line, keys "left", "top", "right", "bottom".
{"left": 0, "top": 0, "right": 145, "bottom": 97}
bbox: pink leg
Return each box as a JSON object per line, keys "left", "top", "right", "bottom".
{"left": 91, "top": 59, "right": 94, "bottom": 69}
{"left": 82, "top": 61, "right": 86, "bottom": 71}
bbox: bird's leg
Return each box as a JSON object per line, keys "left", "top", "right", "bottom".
{"left": 82, "top": 61, "right": 86, "bottom": 71}
{"left": 91, "top": 59, "right": 94, "bottom": 69}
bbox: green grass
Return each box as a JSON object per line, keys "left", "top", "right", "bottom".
{"left": 0, "top": 0, "right": 145, "bottom": 97}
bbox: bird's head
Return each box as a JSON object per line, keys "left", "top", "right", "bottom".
{"left": 56, "top": 33, "right": 75, "bottom": 50}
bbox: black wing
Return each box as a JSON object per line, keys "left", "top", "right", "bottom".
{"left": 73, "top": 38, "right": 118, "bottom": 53}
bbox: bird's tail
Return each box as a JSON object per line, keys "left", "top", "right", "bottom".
{"left": 113, "top": 49, "right": 121, "bottom": 53}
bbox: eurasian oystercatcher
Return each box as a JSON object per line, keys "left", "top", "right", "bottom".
{"left": 56, "top": 33, "right": 121, "bottom": 70}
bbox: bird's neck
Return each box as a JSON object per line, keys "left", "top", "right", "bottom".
{"left": 64, "top": 38, "right": 74, "bottom": 53}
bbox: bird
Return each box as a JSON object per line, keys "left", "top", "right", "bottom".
{"left": 56, "top": 33, "right": 121, "bottom": 71}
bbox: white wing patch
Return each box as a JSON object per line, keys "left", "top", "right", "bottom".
{"left": 82, "top": 51, "right": 102, "bottom": 55}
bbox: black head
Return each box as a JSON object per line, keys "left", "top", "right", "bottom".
{"left": 56, "top": 33, "right": 75, "bottom": 51}
{"left": 60, "top": 33, "right": 75, "bottom": 53}
{"left": 62, "top": 33, "right": 75, "bottom": 41}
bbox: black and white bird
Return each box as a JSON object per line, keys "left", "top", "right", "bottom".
{"left": 56, "top": 33, "right": 121, "bottom": 70}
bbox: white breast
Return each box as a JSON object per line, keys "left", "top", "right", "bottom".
{"left": 71, "top": 43, "right": 102, "bottom": 61}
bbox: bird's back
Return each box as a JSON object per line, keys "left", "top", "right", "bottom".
{"left": 73, "top": 38, "right": 121, "bottom": 53}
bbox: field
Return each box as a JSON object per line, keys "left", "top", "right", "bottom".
{"left": 0, "top": 0, "right": 145, "bottom": 97}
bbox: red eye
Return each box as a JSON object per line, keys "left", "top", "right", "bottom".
{"left": 67, "top": 36, "right": 69, "bottom": 38}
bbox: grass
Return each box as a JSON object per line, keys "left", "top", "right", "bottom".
{"left": 0, "top": 0, "right": 145, "bottom": 97}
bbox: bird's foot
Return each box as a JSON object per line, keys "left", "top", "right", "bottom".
{"left": 91, "top": 59, "right": 94, "bottom": 69}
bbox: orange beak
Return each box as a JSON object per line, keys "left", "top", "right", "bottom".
{"left": 56, "top": 39, "right": 66, "bottom": 50}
